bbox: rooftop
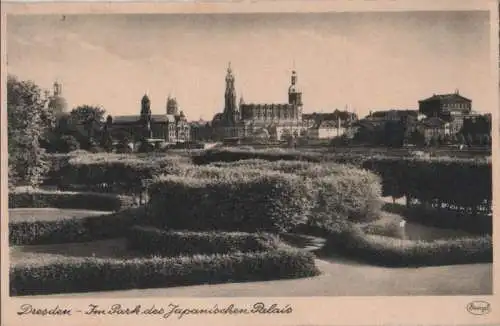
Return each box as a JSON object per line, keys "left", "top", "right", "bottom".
{"left": 419, "top": 92, "right": 471, "bottom": 102}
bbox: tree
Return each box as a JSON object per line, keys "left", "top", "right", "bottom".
{"left": 100, "top": 128, "right": 114, "bottom": 152}
{"left": 383, "top": 121, "right": 405, "bottom": 147}
{"left": 409, "top": 130, "right": 425, "bottom": 147}
{"left": 8, "top": 75, "right": 55, "bottom": 187}
{"left": 59, "top": 135, "right": 80, "bottom": 153}
{"left": 69, "top": 105, "right": 106, "bottom": 148}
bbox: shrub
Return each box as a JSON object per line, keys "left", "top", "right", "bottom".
{"left": 400, "top": 206, "right": 492, "bottom": 235}
{"left": 310, "top": 170, "right": 382, "bottom": 225}
{"left": 10, "top": 248, "right": 320, "bottom": 296}
{"left": 150, "top": 163, "right": 383, "bottom": 230}
{"left": 192, "top": 148, "right": 324, "bottom": 165}
{"left": 209, "top": 159, "right": 352, "bottom": 177}
{"left": 362, "top": 156, "right": 492, "bottom": 209}
{"left": 148, "top": 172, "right": 313, "bottom": 233}
{"left": 126, "top": 226, "right": 284, "bottom": 256}
{"left": 9, "top": 206, "right": 146, "bottom": 245}
{"left": 323, "top": 224, "right": 492, "bottom": 267}
{"left": 8, "top": 189, "right": 135, "bottom": 211}
{"left": 359, "top": 214, "right": 403, "bottom": 238}
{"left": 59, "top": 154, "right": 188, "bottom": 194}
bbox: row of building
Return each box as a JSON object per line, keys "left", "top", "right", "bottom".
{"left": 47, "top": 64, "right": 491, "bottom": 146}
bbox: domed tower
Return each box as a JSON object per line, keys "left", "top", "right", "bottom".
{"left": 166, "top": 95, "right": 178, "bottom": 116}
{"left": 48, "top": 80, "right": 68, "bottom": 116}
{"left": 288, "top": 70, "right": 303, "bottom": 120}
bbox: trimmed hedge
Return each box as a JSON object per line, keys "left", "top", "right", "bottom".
{"left": 57, "top": 153, "right": 190, "bottom": 193}
{"left": 192, "top": 147, "right": 324, "bottom": 165}
{"left": 149, "top": 164, "right": 382, "bottom": 231}
{"left": 147, "top": 172, "right": 313, "bottom": 233}
{"left": 8, "top": 190, "right": 135, "bottom": 211}
{"left": 398, "top": 206, "right": 492, "bottom": 235}
{"left": 126, "top": 226, "right": 283, "bottom": 256}
{"left": 10, "top": 248, "right": 320, "bottom": 296}
{"left": 362, "top": 157, "right": 492, "bottom": 233}
{"left": 323, "top": 223, "right": 492, "bottom": 267}
{"left": 203, "top": 161, "right": 383, "bottom": 224}
{"left": 9, "top": 206, "right": 146, "bottom": 245}
{"left": 197, "top": 149, "right": 492, "bottom": 232}
{"left": 362, "top": 157, "right": 492, "bottom": 207}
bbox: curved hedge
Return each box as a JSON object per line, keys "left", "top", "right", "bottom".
{"left": 205, "top": 161, "right": 382, "bottom": 224}
{"left": 323, "top": 224, "right": 492, "bottom": 267}
{"left": 147, "top": 172, "right": 314, "bottom": 233}
{"left": 9, "top": 207, "right": 146, "bottom": 245}
{"left": 8, "top": 190, "right": 135, "bottom": 211}
{"left": 126, "top": 226, "right": 284, "bottom": 256}
{"left": 58, "top": 154, "right": 189, "bottom": 194}
{"left": 148, "top": 164, "right": 382, "bottom": 232}
{"left": 48, "top": 153, "right": 190, "bottom": 193}
{"left": 10, "top": 248, "right": 320, "bottom": 296}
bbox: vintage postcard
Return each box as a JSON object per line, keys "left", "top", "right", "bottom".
{"left": 1, "top": 0, "right": 499, "bottom": 325}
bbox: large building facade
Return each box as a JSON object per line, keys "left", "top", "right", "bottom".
{"left": 212, "top": 63, "right": 309, "bottom": 141}
{"left": 107, "top": 94, "right": 190, "bottom": 144}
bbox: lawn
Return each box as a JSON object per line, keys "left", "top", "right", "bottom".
{"left": 10, "top": 238, "right": 139, "bottom": 266}
{"left": 9, "top": 208, "right": 112, "bottom": 223}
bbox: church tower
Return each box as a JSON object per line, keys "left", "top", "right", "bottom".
{"left": 223, "top": 62, "right": 238, "bottom": 124}
{"left": 288, "top": 70, "right": 303, "bottom": 120}
{"left": 140, "top": 93, "right": 152, "bottom": 139}
{"left": 166, "top": 95, "right": 178, "bottom": 115}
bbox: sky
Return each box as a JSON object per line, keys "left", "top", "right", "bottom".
{"left": 7, "top": 11, "right": 493, "bottom": 121}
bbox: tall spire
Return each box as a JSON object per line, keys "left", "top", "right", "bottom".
{"left": 224, "top": 62, "right": 237, "bottom": 123}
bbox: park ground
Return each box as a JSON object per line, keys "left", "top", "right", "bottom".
{"left": 11, "top": 233, "right": 492, "bottom": 297}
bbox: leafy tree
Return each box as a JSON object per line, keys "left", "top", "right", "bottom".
{"left": 409, "top": 130, "right": 425, "bottom": 147}
{"left": 8, "top": 75, "right": 55, "bottom": 187}
{"left": 100, "top": 129, "right": 114, "bottom": 152}
{"left": 383, "top": 121, "right": 405, "bottom": 147}
{"left": 69, "top": 105, "right": 106, "bottom": 148}
{"left": 58, "top": 135, "right": 80, "bottom": 153}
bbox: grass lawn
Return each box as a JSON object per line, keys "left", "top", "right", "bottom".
{"left": 10, "top": 238, "right": 141, "bottom": 266}
{"left": 9, "top": 208, "right": 112, "bottom": 223}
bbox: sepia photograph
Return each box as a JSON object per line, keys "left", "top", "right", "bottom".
{"left": 1, "top": 0, "right": 498, "bottom": 325}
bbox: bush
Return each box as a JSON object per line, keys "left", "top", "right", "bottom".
{"left": 207, "top": 161, "right": 383, "bottom": 224}
{"left": 323, "top": 224, "right": 492, "bottom": 267}
{"left": 362, "top": 156, "right": 492, "bottom": 209}
{"left": 148, "top": 172, "right": 313, "bottom": 233}
{"left": 8, "top": 189, "right": 135, "bottom": 211}
{"left": 9, "top": 206, "right": 146, "bottom": 245}
{"left": 359, "top": 214, "right": 403, "bottom": 238}
{"left": 10, "top": 248, "right": 320, "bottom": 296}
{"left": 126, "top": 226, "right": 284, "bottom": 256}
{"left": 149, "top": 163, "right": 383, "bottom": 231}
{"left": 192, "top": 148, "right": 324, "bottom": 165}
{"left": 400, "top": 206, "right": 492, "bottom": 235}
{"left": 59, "top": 154, "right": 188, "bottom": 194}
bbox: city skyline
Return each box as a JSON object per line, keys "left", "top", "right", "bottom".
{"left": 7, "top": 11, "right": 493, "bottom": 120}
